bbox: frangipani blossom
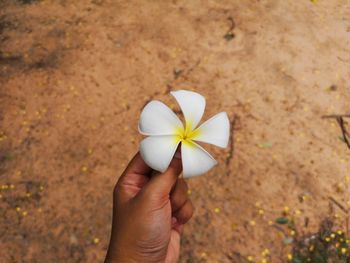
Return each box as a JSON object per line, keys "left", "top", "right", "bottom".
{"left": 138, "top": 90, "right": 230, "bottom": 178}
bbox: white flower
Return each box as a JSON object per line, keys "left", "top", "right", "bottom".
{"left": 138, "top": 90, "right": 230, "bottom": 178}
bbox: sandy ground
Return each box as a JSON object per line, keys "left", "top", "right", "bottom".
{"left": 1, "top": 0, "right": 350, "bottom": 262}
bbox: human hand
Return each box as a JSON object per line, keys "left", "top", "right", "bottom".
{"left": 105, "top": 152, "right": 194, "bottom": 263}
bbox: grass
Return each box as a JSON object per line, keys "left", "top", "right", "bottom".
{"left": 277, "top": 217, "right": 350, "bottom": 262}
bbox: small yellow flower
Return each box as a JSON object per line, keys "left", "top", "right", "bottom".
{"left": 295, "top": 209, "right": 302, "bottom": 216}
{"left": 262, "top": 248, "right": 270, "bottom": 257}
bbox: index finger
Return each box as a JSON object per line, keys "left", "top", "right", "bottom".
{"left": 115, "top": 152, "right": 153, "bottom": 202}
{"left": 122, "top": 152, "right": 152, "bottom": 176}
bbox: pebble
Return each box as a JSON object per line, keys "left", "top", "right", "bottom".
{"left": 92, "top": 237, "right": 100, "bottom": 244}
{"left": 247, "top": 255, "right": 253, "bottom": 261}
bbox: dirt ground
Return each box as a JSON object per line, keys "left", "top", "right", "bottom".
{"left": 1, "top": 0, "right": 350, "bottom": 262}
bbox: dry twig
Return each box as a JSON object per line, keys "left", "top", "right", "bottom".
{"left": 322, "top": 114, "right": 350, "bottom": 149}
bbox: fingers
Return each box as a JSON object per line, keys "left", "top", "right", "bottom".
{"left": 144, "top": 157, "right": 182, "bottom": 198}
{"left": 170, "top": 178, "right": 193, "bottom": 224}
{"left": 173, "top": 199, "right": 194, "bottom": 224}
{"left": 170, "top": 179, "right": 188, "bottom": 212}
{"left": 122, "top": 152, "right": 152, "bottom": 177}
{"left": 115, "top": 152, "right": 152, "bottom": 203}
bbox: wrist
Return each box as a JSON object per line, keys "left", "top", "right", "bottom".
{"left": 105, "top": 244, "right": 164, "bottom": 263}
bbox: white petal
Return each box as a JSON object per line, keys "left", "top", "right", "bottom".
{"left": 193, "top": 112, "right": 230, "bottom": 148}
{"left": 171, "top": 90, "right": 205, "bottom": 130}
{"left": 181, "top": 141, "right": 217, "bottom": 178}
{"left": 140, "top": 135, "right": 180, "bottom": 173}
{"left": 138, "top": 100, "right": 184, "bottom": 136}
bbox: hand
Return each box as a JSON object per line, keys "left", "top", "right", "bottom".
{"left": 105, "top": 152, "right": 194, "bottom": 263}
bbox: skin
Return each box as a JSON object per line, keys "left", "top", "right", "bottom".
{"left": 105, "top": 152, "right": 194, "bottom": 263}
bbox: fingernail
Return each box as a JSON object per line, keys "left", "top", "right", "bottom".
{"left": 174, "top": 151, "right": 181, "bottom": 159}
{"left": 171, "top": 216, "right": 177, "bottom": 225}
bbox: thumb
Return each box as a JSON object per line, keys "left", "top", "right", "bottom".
{"left": 144, "top": 157, "right": 182, "bottom": 197}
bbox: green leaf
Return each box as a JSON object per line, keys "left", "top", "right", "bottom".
{"left": 261, "top": 142, "right": 273, "bottom": 148}
{"left": 275, "top": 217, "right": 289, "bottom": 224}
{"left": 283, "top": 237, "right": 293, "bottom": 245}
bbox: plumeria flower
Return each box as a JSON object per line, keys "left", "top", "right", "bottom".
{"left": 138, "top": 90, "right": 230, "bottom": 177}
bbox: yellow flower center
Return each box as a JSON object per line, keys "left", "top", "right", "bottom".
{"left": 174, "top": 122, "right": 201, "bottom": 145}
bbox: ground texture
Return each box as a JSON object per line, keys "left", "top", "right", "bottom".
{"left": 1, "top": 0, "right": 350, "bottom": 262}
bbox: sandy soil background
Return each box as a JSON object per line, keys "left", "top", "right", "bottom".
{"left": 1, "top": 0, "right": 350, "bottom": 262}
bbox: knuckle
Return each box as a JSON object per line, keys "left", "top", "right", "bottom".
{"left": 113, "top": 183, "right": 122, "bottom": 202}
{"left": 171, "top": 193, "right": 188, "bottom": 210}
{"left": 113, "top": 183, "right": 119, "bottom": 196}
{"left": 176, "top": 199, "right": 194, "bottom": 223}
{"left": 188, "top": 201, "right": 194, "bottom": 218}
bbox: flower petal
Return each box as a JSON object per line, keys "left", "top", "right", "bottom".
{"left": 193, "top": 112, "right": 230, "bottom": 148}
{"left": 138, "top": 100, "right": 184, "bottom": 136}
{"left": 181, "top": 141, "right": 217, "bottom": 178}
{"left": 171, "top": 90, "right": 205, "bottom": 130}
{"left": 140, "top": 135, "right": 180, "bottom": 172}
